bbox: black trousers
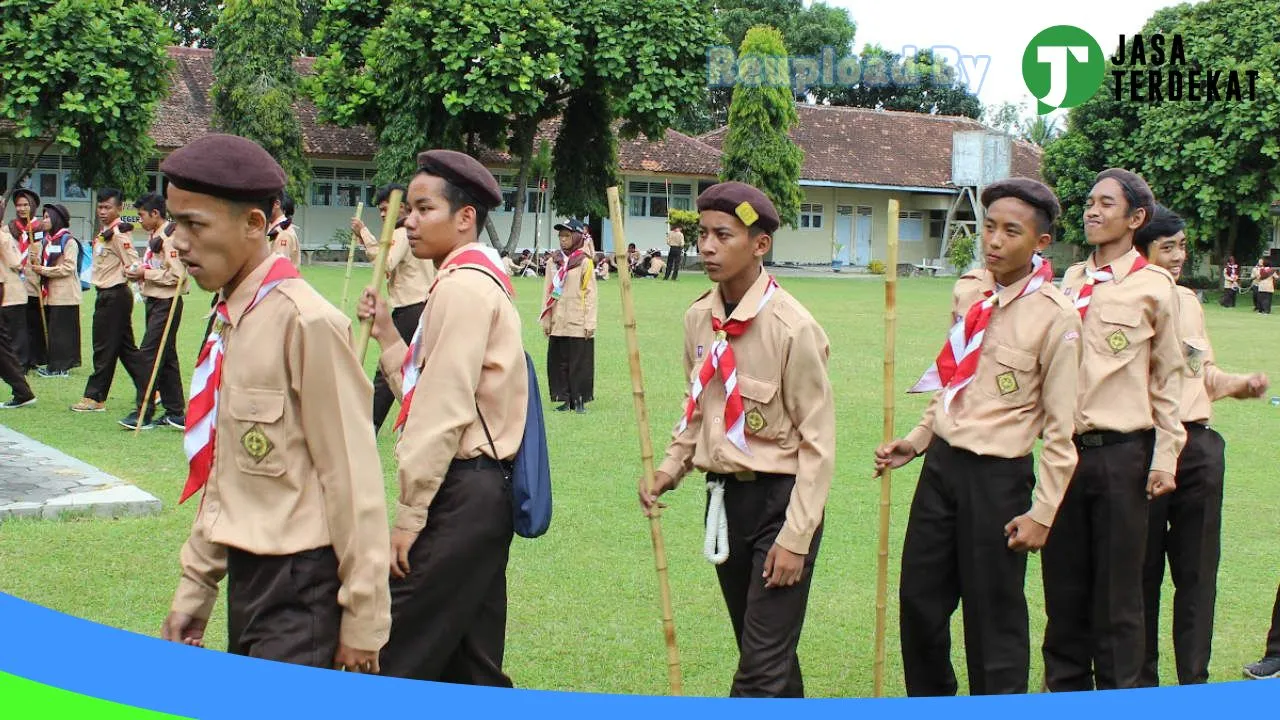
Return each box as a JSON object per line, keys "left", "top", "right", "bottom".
{"left": 83, "top": 285, "right": 149, "bottom": 403}
{"left": 226, "top": 546, "right": 342, "bottom": 667}
{"left": 1259, "top": 291, "right": 1273, "bottom": 314}
{"left": 2, "top": 305, "right": 29, "bottom": 371}
{"left": 900, "top": 438, "right": 1034, "bottom": 696}
{"left": 1220, "top": 288, "right": 1237, "bottom": 308}
{"left": 372, "top": 301, "right": 424, "bottom": 432}
{"left": 381, "top": 458, "right": 515, "bottom": 685}
{"left": 25, "top": 296, "right": 46, "bottom": 368}
{"left": 45, "top": 305, "right": 80, "bottom": 372}
{"left": 1140, "top": 424, "right": 1225, "bottom": 686}
{"left": 1267, "top": 584, "right": 1280, "bottom": 657}
{"left": 546, "top": 335, "right": 594, "bottom": 404}
{"left": 0, "top": 307, "right": 34, "bottom": 402}
{"left": 710, "top": 472, "right": 822, "bottom": 698}
{"left": 1042, "top": 430, "right": 1154, "bottom": 691}
{"left": 136, "top": 297, "right": 185, "bottom": 416}
{"left": 664, "top": 246, "right": 683, "bottom": 280}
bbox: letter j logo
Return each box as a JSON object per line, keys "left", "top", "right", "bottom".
{"left": 1023, "top": 25, "right": 1105, "bottom": 113}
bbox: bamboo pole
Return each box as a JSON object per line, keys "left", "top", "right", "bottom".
{"left": 354, "top": 190, "right": 402, "bottom": 363}
{"left": 340, "top": 202, "right": 364, "bottom": 312}
{"left": 873, "top": 198, "right": 900, "bottom": 698}
{"left": 135, "top": 267, "right": 187, "bottom": 434}
{"left": 606, "top": 186, "right": 682, "bottom": 696}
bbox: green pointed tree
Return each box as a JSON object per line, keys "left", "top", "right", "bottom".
{"left": 551, "top": 81, "right": 619, "bottom": 222}
{"left": 720, "top": 25, "right": 804, "bottom": 229}
{"left": 211, "top": 0, "right": 311, "bottom": 201}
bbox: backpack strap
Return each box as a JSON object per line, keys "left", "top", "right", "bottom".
{"left": 459, "top": 261, "right": 517, "bottom": 477}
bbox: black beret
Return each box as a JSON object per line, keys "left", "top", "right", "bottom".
{"left": 696, "top": 181, "right": 780, "bottom": 234}
{"left": 554, "top": 218, "right": 587, "bottom": 234}
{"left": 1095, "top": 168, "right": 1155, "bottom": 229}
{"left": 160, "top": 134, "right": 286, "bottom": 202}
{"left": 980, "top": 177, "right": 1061, "bottom": 227}
{"left": 12, "top": 188, "right": 40, "bottom": 210}
{"left": 417, "top": 149, "right": 502, "bottom": 210}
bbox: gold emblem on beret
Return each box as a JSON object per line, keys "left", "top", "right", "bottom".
{"left": 1107, "top": 329, "right": 1130, "bottom": 353}
{"left": 241, "top": 424, "right": 273, "bottom": 464}
{"left": 745, "top": 408, "right": 767, "bottom": 435}
{"left": 996, "top": 371, "right": 1019, "bottom": 396}
{"left": 735, "top": 201, "right": 759, "bottom": 227}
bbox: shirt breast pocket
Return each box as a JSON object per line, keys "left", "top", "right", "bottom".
{"left": 980, "top": 343, "right": 1038, "bottom": 405}
{"left": 227, "top": 387, "right": 287, "bottom": 478}
{"left": 1183, "top": 337, "right": 1209, "bottom": 377}
{"left": 1091, "top": 306, "right": 1151, "bottom": 357}
{"left": 736, "top": 373, "right": 786, "bottom": 440}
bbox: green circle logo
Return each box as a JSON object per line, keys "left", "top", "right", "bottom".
{"left": 1022, "top": 25, "right": 1105, "bottom": 112}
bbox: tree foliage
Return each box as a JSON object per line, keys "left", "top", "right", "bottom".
{"left": 720, "top": 26, "right": 804, "bottom": 229}
{"left": 551, "top": 82, "right": 618, "bottom": 221}
{"left": 211, "top": 0, "right": 312, "bottom": 201}
{"left": 0, "top": 0, "right": 173, "bottom": 198}
{"left": 155, "top": 0, "right": 328, "bottom": 52}
{"left": 816, "top": 46, "right": 981, "bottom": 118}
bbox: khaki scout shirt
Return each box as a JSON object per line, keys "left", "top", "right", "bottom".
{"left": 378, "top": 243, "right": 529, "bottom": 534}
{"left": 358, "top": 225, "right": 434, "bottom": 309}
{"left": 1257, "top": 269, "right": 1276, "bottom": 293}
{"left": 657, "top": 269, "right": 836, "bottom": 555}
{"left": 1176, "top": 286, "right": 1246, "bottom": 424}
{"left": 9, "top": 220, "right": 41, "bottom": 297}
{"left": 541, "top": 255, "right": 597, "bottom": 338}
{"left": 1060, "top": 247, "right": 1185, "bottom": 474}
{"left": 171, "top": 255, "right": 392, "bottom": 651}
{"left": 31, "top": 234, "right": 82, "bottom": 306}
{"left": 269, "top": 218, "right": 301, "bottom": 268}
{"left": 905, "top": 269, "right": 1081, "bottom": 527}
{"left": 90, "top": 221, "right": 139, "bottom": 289}
{"left": 666, "top": 229, "right": 685, "bottom": 249}
{"left": 141, "top": 226, "right": 189, "bottom": 299}
{"left": 0, "top": 226, "right": 25, "bottom": 307}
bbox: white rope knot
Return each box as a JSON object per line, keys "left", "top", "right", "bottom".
{"left": 703, "top": 479, "right": 729, "bottom": 565}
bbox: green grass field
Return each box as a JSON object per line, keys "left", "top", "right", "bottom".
{"left": 1, "top": 265, "right": 1277, "bottom": 697}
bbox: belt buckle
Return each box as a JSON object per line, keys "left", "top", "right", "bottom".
{"left": 1080, "top": 433, "right": 1103, "bottom": 448}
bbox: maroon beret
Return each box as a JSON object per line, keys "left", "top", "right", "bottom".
{"left": 1094, "top": 168, "right": 1155, "bottom": 229}
{"left": 160, "top": 134, "right": 286, "bottom": 202}
{"left": 417, "top": 149, "right": 502, "bottom": 210}
{"left": 696, "top": 181, "right": 780, "bottom": 234}
{"left": 981, "top": 177, "right": 1061, "bottom": 227}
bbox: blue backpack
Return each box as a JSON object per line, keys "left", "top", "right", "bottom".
{"left": 74, "top": 238, "right": 92, "bottom": 290}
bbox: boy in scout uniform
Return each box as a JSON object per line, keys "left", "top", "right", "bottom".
{"left": 0, "top": 199, "right": 36, "bottom": 407}
{"left": 638, "top": 182, "right": 835, "bottom": 698}
{"left": 541, "top": 217, "right": 596, "bottom": 413}
{"left": 663, "top": 222, "right": 685, "bottom": 281}
{"left": 357, "top": 149, "right": 528, "bottom": 685}
{"left": 267, "top": 191, "right": 301, "bottom": 267}
{"left": 1043, "top": 168, "right": 1186, "bottom": 692}
{"left": 159, "top": 134, "right": 390, "bottom": 673}
{"left": 5, "top": 188, "right": 40, "bottom": 370}
{"left": 352, "top": 183, "right": 436, "bottom": 433}
{"left": 27, "top": 204, "right": 82, "bottom": 377}
{"left": 874, "top": 178, "right": 1081, "bottom": 696}
{"left": 1133, "top": 205, "right": 1269, "bottom": 686}
{"left": 73, "top": 188, "right": 151, "bottom": 413}
{"left": 120, "top": 192, "right": 188, "bottom": 430}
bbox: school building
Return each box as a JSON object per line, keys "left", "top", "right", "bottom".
{"left": 1, "top": 46, "right": 1044, "bottom": 269}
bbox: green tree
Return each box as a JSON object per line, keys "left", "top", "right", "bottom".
{"left": 211, "top": 0, "right": 312, "bottom": 202}
{"left": 151, "top": 0, "right": 217, "bottom": 47}
{"left": 818, "top": 46, "right": 981, "bottom": 118}
{"left": 720, "top": 26, "right": 804, "bottom": 229}
{"left": 0, "top": 0, "right": 173, "bottom": 199}
{"left": 551, "top": 82, "right": 618, "bottom": 221}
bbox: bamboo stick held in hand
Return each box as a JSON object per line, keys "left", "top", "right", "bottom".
{"left": 607, "top": 186, "right": 682, "bottom": 696}
{"left": 873, "top": 198, "right": 901, "bottom": 698}
{"left": 136, "top": 267, "right": 188, "bottom": 435}
{"left": 355, "top": 190, "right": 402, "bottom": 363}
{"left": 341, "top": 202, "right": 364, "bottom": 312}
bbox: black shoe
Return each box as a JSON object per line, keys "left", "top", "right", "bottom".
{"left": 119, "top": 411, "right": 156, "bottom": 430}
{"left": 555, "top": 403, "right": 570, "bottom": 412}
{"left": 1244, "top": 656, "right": 1280, "bottom": 679}
{"left": 0, "top": 397, "right": 36, "bottom": 409}
{"left": 573, "top": 400, "right": 587, "bottom": 414}
{"left": 163, "top": 414, "right": 187, "bottom": 430}
{"left": 37, "top": 367, "right": 69, "bottom": 378}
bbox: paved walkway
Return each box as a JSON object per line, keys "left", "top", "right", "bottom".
{"left": 0, "top": 425, "right": 161, "bottom": 521}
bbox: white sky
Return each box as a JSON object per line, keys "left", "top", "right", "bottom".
{"left": 821, "top": 0, "right": 1206, "bottom": 116}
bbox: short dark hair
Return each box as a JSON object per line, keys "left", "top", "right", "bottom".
{"left": 375, "top": 184, "right": 407, "bottom": 206}
{"left": 1134, "top": 204, "right": 1185, "bottom": 255}
{"left": 135, "top": 193, "right": 166, "bottom": 216}
{"left": 98, "top": 188, "right": 123, "bottom": 206}
{"left": 279, "top": 190, "right": 295, "bottom": 218}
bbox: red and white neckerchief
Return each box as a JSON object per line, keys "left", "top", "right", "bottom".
{"left": 540, "top": 247, "right": 586, "bottom": 320}
{"left": 909, "top": 255, "right": 1054, "bottom": 413}
{"left": 180, "top": 257, "right": 300, "bottom": 504}
{"left": 677, "top": 275, "right": 780, "bottom": 456}
{"left": 39, "top": 229, "right": 71, "bottom": 299}
{"left": 392, "top": 248, "right": 514, "bottom": 435}
{"left": 13, "top": 219, "right": 33, "bottom": 274}
{"left": 1074, "top": 253, "right": 1147, "bottom": 320}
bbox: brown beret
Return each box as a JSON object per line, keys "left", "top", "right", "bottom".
{"left": 44, "top": 203, "right": 70, "bottom": 231}
{"left": 696, "top": 181, "right": 780, "bottom": 234}
{"left": 980, "top": 177, "right": 1061, "bottom": 228}
{"left": 417, "top": 149, "right": 502, "bottom": 210}
{"left": 1094, "top": 168, "right": 1155, "bottom": 229}
{"left": 12, "top": 188, "right": 40, "bottom": 210}
{"left": 160, "top": 134, "right": 286, "bottom": 202}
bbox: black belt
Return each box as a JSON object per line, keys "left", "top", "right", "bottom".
{"left": 451, "top": 455, "right": 513, "bottom": 473}
{"left": 1183, "top": 421, "right": 1210, "bottom": 432}
{"left": 707, "top": 471, "right": 795, "bottom": 483}
{"left": 1073, "top": 429, "right": 1151, "bottom": 450}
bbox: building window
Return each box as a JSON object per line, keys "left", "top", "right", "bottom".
{"left": 800, "top": 203, "right": 824, "bottom": 229}
{"left": 61, "top": 173, "right": 88, "bottom": 200}
{"left": 929, "top": 209, "right": 946, "bottom": 239}
{"left": 628, "top": 180, "right": 692, "bottom": 218}
{"left": 310, "top": 166, "right": 375, "bottom": 207}
{"left": 898, "top": 211, "right": 925, "bottom": 242}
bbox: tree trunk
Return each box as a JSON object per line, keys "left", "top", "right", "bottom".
{"left": 3, "top": 138, "right": 56, "bottom": 206}
{"left": 484, "top": 216, "right": 502, "bottom": 249}
{"left": 1225, "top": 215, "right": 1239, "bottom": 261}
{"left": 503, "top": 123, "right": 536, "bottom": 256}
